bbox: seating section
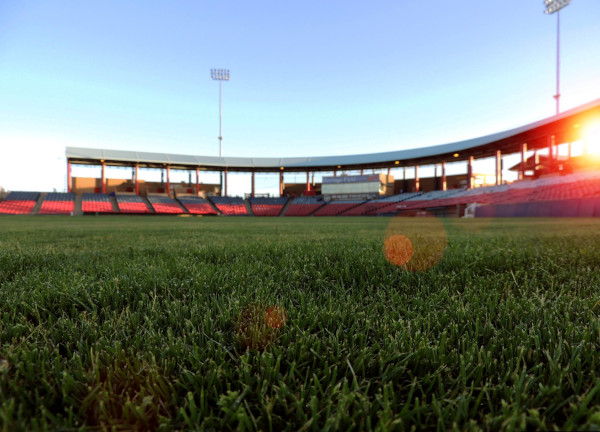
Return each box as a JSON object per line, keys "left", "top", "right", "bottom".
{"left": 116, "top": 194, "right": 151, "bottom": 214}
{"left": 147, "top": 195, "right": 185, "bottom": 214}
{"left": 313, "top": 200, "right": 365, "bottom": 216}
{"left": 209, "top": 196, "right": 248, "bottom": 215}
{"left": 82, "top": 193, "right": 113, "bottom": 213}
{"left": 0, "top": 192, "right": 39, "bottom": 214}
{"left": 177, "top": 196, "right": 218, "bottom": 215}
{"left": 39, "top": 193, "right": 75, "bottom": 215}
{"left": 343, "top": 192, "right": 422, "bottom": 216}
{"left": 250, "top": 197, "right": 288, "bottom": 216}
{"left": 284, "top": 196, "right": 325, "bottom": 216}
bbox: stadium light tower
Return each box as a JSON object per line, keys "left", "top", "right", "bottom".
{"left": 211, "top": 69, "right": 230, "bottom": 157}
{"left": 544, "top": 0, "right": 570, "bottom": 115}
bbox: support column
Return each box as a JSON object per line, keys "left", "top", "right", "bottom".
{"left": 467, "top": 156, "right": 474, "bottom": 189}
{"left": 67, "top": 161, "right": 72, "bottom": 193}
{"left": 251, "top": 171, "right": 255, "bottom": 197}
{"left": 224, "top": 169, "right": 228, "bottom": 196}
{"left": 195, "top": 167, "right": 200, "bottom": 195}
{"left": 101, "top": 162, "right": 106, "bottom": 194}
{"left": 520, "top": 143, "right": 527, "bottom": 180}
{"left": 387, "top": 167, "right": 391, "bottom": 177}
{"left": 135, "top": 164, "right": 139, "bottom": 195}
{"left": 441, "top": 161, "right": 447, "bottom": 191}
{"left": 360, "top": 169, "right": 364, "bottom": 175}
{"left": 166, "top": 166, "right": 171, "bottom": 196}
{"left": 279, "top": 171, "right": 284, "bottom": 197}
{"left": 568, "top": 142, "right": 572, "bottom": 159}
{"left": 306, "top": 170, "right": 310, "bottom": 191}
{"left": 334, "top": 169, "right": 337, "bottom": 177}
{"left": 403, "top": 167, "right": 407, "bottom": 193}
{"left": 414, "top": 165, "right": 419, "bottom": 192}
{"left": 495, "top": 150, "right": 502, "bottom": 185}
{"left": 548, "top": 135, "right": 555, "bottom": 173}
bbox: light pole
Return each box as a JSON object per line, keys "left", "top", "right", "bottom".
{"left": 544, "top": 0, "right": 570, "bottom": 115}
{"left": 211, "top": 68, "right": 230, "bottom": 194}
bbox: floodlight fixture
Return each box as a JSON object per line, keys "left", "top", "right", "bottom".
{"left": 211, "top": 68, "right": 230, "bottom": 195}
{"left": 544, "top": 0, "right": 570, "bottom": 14}
{"left": 544, "top": 0, "right": 570, "bottom": 114}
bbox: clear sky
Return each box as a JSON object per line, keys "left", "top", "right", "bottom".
{"left": 0, "top": 1, "right": 599, "bottom": 195}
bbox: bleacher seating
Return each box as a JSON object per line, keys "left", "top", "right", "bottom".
{"left": 39, "top": 193, "right": 75, "bottom": 215}
{"left": 177, "top": 196, "right": 218, "bottom": 215}
{"left": 82, "top": 193, "right": 113, "bottom": 213}
{"left": 147, "top": 195, "right": 185, "bottom": 214}
{"left": 209, "top": 196, "right": 248, "bottom": 215}
{"left": 313, "top": 200, "right": 365, "bottom": 216}
{"left": 343, "top": 193, "right": 422, "bottom": 216}
{"left": 284, "top": 196, "right": 325, "bottom": 216}
{"left": 0, "top": 191, "right": 40, "bottom": 214}
{"left": 116, "top": 194, "right": 151, "bottom": 214}
{"left": 249, "top": 197, "right": 288, "bottom": 216}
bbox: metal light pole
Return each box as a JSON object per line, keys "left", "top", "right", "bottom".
{"left": 211, "top": 68, "right": 230, "bottom": 194}
{"left": 544, "top": 0, "right": 570, "bottom": 115}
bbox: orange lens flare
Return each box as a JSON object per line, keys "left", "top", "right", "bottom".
{"left": 383, "top": 234, "right": 414, "bottom": 266}
{"left": 265, "top": 306, "right": 288, "bottom": 329}
{"left": 235, "top": 304, "right": 287, "bottom": 350}
{"left": 384, "top": 214, "right": 447, "bottom": 272}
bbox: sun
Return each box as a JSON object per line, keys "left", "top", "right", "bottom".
{"left": 584, "top": 121, "right": 600, "bottom": 155}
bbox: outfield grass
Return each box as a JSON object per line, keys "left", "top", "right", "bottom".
{"left": 1, "top": 215, "right": 600, "bottom": 431}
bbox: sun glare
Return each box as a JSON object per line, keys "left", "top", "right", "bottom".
{"left": 584, "top": 122, "right": 600, "bottom": 155}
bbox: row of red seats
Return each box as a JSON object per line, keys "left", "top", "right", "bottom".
{"left": 284, "top": 203, "right": 323, "bottom": 216}
{"left": 182, "top": 203, "right": 218, "bottom": 215}
{"left": 118, "top": 202, "right": 151, "bottom": 213}
{"left": 151, "top": 203, "right": 185, "bottom": 214}
{"left": 251, "top": 204, "right": 284, "bottom": 216}
{"left": 215, "top": 204, "right": 248, "bottom": 215}
{"left": 39, "top": 201, "right": 74, "bottom": 215}
{"left": 82, "top": 201, "right": 113, "bottom": 213}
{"left": 313, "top": 203, "right": 362, "bottom": 216}
{"left": 0, "top": 200, "right": 36, "bottom": 214}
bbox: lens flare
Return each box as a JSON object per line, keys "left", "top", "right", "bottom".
{"left": 383, "top": 234, "right": 414, "bottom": 266}
{"left": 265, "top": 306, "right": 288, "bottom": 329}
{"left": 384, "top": 214, "right": 447, "bottom": 272}
{"left": 235, "top": 304, "right": 286, "bottom": 350}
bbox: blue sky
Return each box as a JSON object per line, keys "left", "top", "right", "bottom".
{"left": 0, "top": 1, "right": 599, "bottom": 195}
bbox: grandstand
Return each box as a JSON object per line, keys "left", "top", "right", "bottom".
{"left": 116, "top": 194, "right": 152, "bottom": 214}
{"left": 284, "top": 196, "right": 325, "bottom": 216}
{"left": 209, "top": 196, "right": 248, "bottom": 215}
{"left": 1, "top": 98, "right": 599, "bottom": 218}
{"left": 0, "top": 192, "right": 39, "bottom": 214}
{"left": 177, "top": 196, "right": 218, "bottom": 215}
{"left": 249, "top": 197, "right": 288, "bottom": 216}
{"left": 81, "top": 193, "right": 114, "bottom": 214}
{"left": 39, "top": 193, "right": 75, "bottom": 215}
{"left": 147, "top": 195, "right": 185, "bottom": 214}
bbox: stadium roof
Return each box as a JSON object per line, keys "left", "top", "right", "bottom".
{"left": 66, "top": 98, "right": 600, "bottom": 172}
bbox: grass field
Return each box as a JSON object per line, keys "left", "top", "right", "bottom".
{"left": 1, "top": 215, "right": 600, "bottom": 431}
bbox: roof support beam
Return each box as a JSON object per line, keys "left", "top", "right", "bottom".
{"left": 520, "top": 143, "right": 527, "bottom": 180}
{"left": 441, "top": 161, "right": 447, "bottom": 191}
{"left": 196, "top": 168, "right": 200, "bottom": 196}
{"left": 135, "top": 164, "right": 139, "bottom": 195}
{"left": 414, "top": 165, "right": 419, "bottom": 193}
{"left": 495, "top": 150, "right": 502, "bottom": 186}
{"left": 467, "top": 156, "right": 474, "bottom": 190}
{"left": 67, "top": 161, "right": 72, "bottom": 193}
{"left": 101, "top": 162, "right": 106, "bottom": 194}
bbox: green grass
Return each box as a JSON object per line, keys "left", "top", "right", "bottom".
{"left": 1, "top": 215, "right": 600, "bottom": 431}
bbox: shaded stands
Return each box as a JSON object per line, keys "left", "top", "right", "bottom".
{"left": 0, "top": 192, "right": 40, "bottom": 214}
{"left": 177, "top": 196, "right": 218, "bottom": 215}
{"left": 39, "top": 193, "right": 75, "bottom": 215}
{"left": 284, "top": 196, "right": 325, "bottom": 216}
{"left": 116, "top": 194, "right": 151, "bottom": 214}
{"left": 209, "top": 196, "right": 248, "bottom": 215}
{"left": 474, "top": 171, "right": 600, "bottom": 217}
{"left": 250, "top": 197, "right": 288, "bottom": 216}
{"left": 147, "top": 195, "right": 185, "bottom": 214}
{"left": 82, "top": 193, "right": 113, "bottom": 213}
{"left": 313, "top": 200, "right": 365, "bottom": 216}
{"left": 343, "top": 192, "right": 422, "bottom": 216}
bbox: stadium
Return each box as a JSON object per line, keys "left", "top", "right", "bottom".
{"left": 1, "top": 98, "right": 600, "bottom": 217}
{"left": 2, "top": 1, "right": 600, "bottom": 431}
